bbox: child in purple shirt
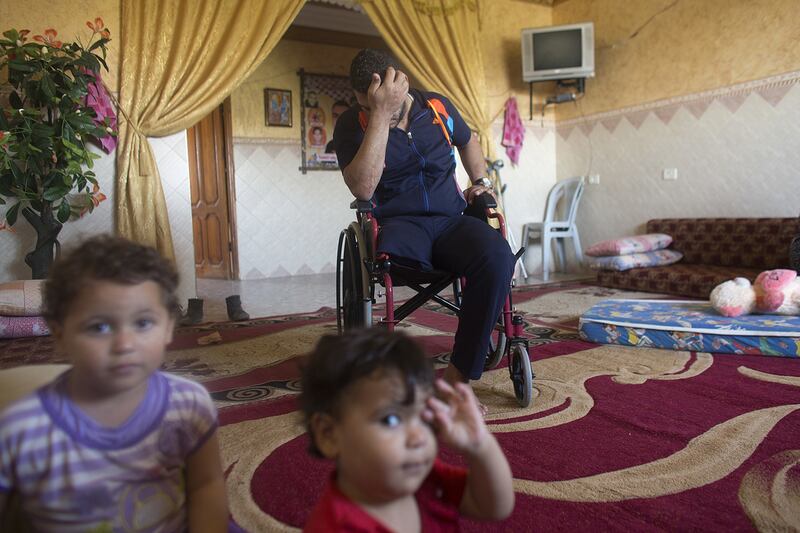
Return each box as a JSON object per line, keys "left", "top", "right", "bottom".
{"left": 0, "top": 236, "right": 228, "bottom": 532}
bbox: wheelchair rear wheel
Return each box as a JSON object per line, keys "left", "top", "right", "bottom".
{"left": 336, "top": 226, "right": 368, "bottom": 333}
{"left": 509, "top": 342, "right": 533, "bottom": 408}
{"left": 484, "top": 328, "right": 507, "bottom": 370}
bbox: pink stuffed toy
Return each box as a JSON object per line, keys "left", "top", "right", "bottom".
{"left": 710, "top": 269, "right": 800, "bottom": 317}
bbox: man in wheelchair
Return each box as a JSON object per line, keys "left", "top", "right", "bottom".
{"left": 332, "top": 49, "right": 517, "bottom": 402}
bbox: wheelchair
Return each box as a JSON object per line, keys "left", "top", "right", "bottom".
{"left": 335, "top": 193, "right": 534, "bottom": 407}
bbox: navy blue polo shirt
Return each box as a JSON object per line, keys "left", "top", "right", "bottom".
{"left": 333, "top": 89, "right": 471, "bottom": 220}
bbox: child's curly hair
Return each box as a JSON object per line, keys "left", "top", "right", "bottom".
{"left": 299, "top": 328, "right": 434, "bottom": 457}
{"left": 42, "top": 235, "right": 180, "bottom": 325}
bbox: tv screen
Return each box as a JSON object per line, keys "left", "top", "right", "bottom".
{"left": 533, "top": 29, "right": 582, "bottom": 70}
{"left": 522, "top": 22, "right": 594, "bottom": 82}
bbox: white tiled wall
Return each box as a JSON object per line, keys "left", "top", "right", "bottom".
{"left": 232, "top": 139, "right": 355, "bottom": 279}
{"left": 487, "top": 122, "right": 557, "bottom": 276}
{"left": 0, "top": 132, "right": 196, "bottom": 305}
{"left": 148, "top": 131, "right": 195, "bottom": 304}
{"left": 556, "top": 72, "right": 800, "bottom": 256}
{"left": 232, "top": 127, "right": 558, "bottom": 280}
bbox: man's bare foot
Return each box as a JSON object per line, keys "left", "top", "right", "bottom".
{"left": 442, "top": 363, "right": 489, "bottom": 416}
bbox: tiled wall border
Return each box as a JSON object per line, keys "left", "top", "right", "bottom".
{"left": 233, "top": 136, "right": 301, "bottom": 145}
{"left": 555, "top": 70, "right": 800, "bottom": 139}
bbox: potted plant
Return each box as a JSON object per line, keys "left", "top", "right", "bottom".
{"left": 0, "top": 19, "right": 116, "bottom": 278}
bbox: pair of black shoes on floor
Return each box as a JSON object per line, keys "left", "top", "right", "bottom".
{"left": 179, "top": 295, "right": 250, "bottom": 326}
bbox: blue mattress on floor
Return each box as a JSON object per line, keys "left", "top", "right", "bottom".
{"left": 578, "top": 299, "right": 800, "bottom": 357}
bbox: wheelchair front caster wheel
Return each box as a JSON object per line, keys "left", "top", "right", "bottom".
{"left": 509, "top": 343, "right": 533, "bottom": 408}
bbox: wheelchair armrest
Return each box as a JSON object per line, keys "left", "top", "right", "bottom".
{"left": 463, "top": 192, "right": 497, "bottom": 221}
{"left": 349, "top": 199, "right": 374, "bottom": 213}
{"left": 471, "top": 193, "right": 497, "bottom": 209}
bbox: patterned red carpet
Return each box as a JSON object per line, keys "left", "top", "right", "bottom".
{"left": 2, "top": 282, "right": 799, "bottom": 531}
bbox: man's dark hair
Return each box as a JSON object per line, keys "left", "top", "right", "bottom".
{"left": 43, "top": 235, "right": 180, "bottom": 325}
{"left": 349, "top": 49, "right": 400, "bottom": 93}
{"left": 299, "top": 328, "right": 434, "bottom": 457}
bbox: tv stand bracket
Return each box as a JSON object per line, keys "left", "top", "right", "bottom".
{"left": 528, "top": 78, "right": 586, "bottom": 119}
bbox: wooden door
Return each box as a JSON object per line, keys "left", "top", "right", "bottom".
{"left": 187, "top": 98, "right": 238, "bottom": 279}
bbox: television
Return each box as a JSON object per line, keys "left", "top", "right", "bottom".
{"left": 521, "top": 22, "right": 595, "bottom": 82}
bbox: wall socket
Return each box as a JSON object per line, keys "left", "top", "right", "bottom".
{"left": 587, "top": 174, "right": 600, "bottom": 185}
{"left": 662, "top": 168, "right": 678, "bottom": 181}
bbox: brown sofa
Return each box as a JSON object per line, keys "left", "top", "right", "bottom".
{"left": 596, "top": 217, "right": 800, "bottom": 299}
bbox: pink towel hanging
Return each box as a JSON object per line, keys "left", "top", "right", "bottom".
{"left": 501, "top": 97, "right": 525, "bottom": 166}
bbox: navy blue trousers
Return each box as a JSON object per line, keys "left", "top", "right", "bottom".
{"left": 379, "top": 215, "right": 516, "bottom": 380}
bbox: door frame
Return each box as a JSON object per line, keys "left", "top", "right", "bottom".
{"left": 220, "top": 98, "right": 240, "bottom": 279}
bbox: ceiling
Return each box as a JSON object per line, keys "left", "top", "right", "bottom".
{"left": 292, "top": 3, "right": 378, "bottom": 36}
{"left": 516, "top": 0, "right": 572, "bottom": 5}
{"left": 288, "top": 0, "right": 573, "bottom": 47}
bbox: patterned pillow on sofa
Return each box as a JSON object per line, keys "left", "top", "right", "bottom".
{"left": 0, "top": 280, "right": 44, "bottom": 316}
{"left": 588, "top": 250, "right": 684, "bottom": 271}
{"left": 585, "top": 233, "right": 673, "bottom": 257}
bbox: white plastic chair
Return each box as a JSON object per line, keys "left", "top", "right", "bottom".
{"left": 521, "top": 176, "right": 585, "bottom": 281}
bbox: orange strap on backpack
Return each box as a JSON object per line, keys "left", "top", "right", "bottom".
{"left": 427, "top": 98, "right": 452, "bottom": 147}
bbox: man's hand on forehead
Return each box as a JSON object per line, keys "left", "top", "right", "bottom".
{"left": 367, "top": 66, "right": 409, "bottom": 118}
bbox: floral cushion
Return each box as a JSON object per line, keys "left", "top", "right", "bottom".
{"left": 585, "top": 233, "right": 672, "bottom": 257}
{"left": 0, "top": 280, "right": 44, "bottom": 317}
{"left": 588, "top": 250, "right": 683, "bottom": 271}
{"left": 0, "top": 315, "right": 50, "bottom": 338}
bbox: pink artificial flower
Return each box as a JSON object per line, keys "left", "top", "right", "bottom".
{"left": 84, "top": 69, "right": 118, "bottom": 153}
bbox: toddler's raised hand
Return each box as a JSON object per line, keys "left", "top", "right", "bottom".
{"left": 423, "top": 379, "right": 491, "bottom": 456}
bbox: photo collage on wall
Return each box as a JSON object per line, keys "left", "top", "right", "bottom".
{"left": 298, "top": 70, "right": 356, "bottom": 173}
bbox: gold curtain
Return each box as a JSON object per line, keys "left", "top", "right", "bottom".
{"left": 358, "top": 0, "right": 496, "bottom": 166}
{"left": 116, "top": 0, "right": 305, "bottom": 260}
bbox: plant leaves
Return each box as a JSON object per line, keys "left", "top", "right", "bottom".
{"left": 9, "top": 160, "right": 24, "bottom": 182}
{"left": 56, "top": 200, "right": 71, "bottom": 223}
{"left": 7, "top": 59, "right": 37, "bottom": 73}
{"left": 40, "top": 74, "right": 56, "bottom": 99}
{"left": 2, "top": 26, "right": 112, "bottom": 226}
{"left": 43, "top": 184, "right": 71, "bottom": 201}
{"left": 6, "top": 202, "right": 20, "bottom": 225}
{"left": 9, "top": 91, "right": 23, "bottom": 109}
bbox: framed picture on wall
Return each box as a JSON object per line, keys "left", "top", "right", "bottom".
{"left": 298, "top": 69, "right": 355, "bottom": 173}
{"left": 265, "top": 88, "right": 292, "bottom": 127}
